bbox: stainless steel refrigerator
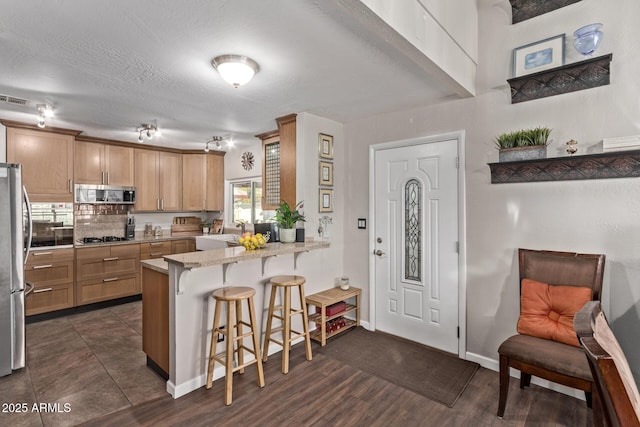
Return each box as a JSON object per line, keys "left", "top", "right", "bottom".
{"left": 0, "top": 163, "right": 33, "bottom": 376}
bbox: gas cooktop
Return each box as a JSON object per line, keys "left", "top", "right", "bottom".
{"left": 81, "top": 236, "right": 128, "bottom": 244}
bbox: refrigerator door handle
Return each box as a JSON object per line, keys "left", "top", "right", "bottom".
{"left": 23, "top": 186, "right": 32, "bottom": 265}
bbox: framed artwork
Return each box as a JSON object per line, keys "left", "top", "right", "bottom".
{"left": 319, "top": 133, "right": 334, "bottom": 159}
{"left": 513, "top": 34, "right": 565, "bottom": 78}
{"left": 319, "top": 161, "right": 333, "bottom": 186}
{"left": 319, "top": 188, "right": 333, "bottom": 213}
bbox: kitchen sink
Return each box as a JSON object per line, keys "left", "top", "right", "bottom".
{"left": 194, "top": 234, "right": 238, "bottom": 250}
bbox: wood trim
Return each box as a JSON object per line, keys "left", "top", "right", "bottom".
{"left": 276, "top": 113, "right": 297, "bottom": 126}
{"left": 255, "top": 129, "right": 278, "bottom": 140}
{"left": 1, "top": 119, "right": 83, "bottom": 136}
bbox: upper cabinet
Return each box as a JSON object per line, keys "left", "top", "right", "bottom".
{"left": 134, "top": 149, "right": 182, "bottom": 212}
{"left": 6, "top": 125, "right": 78, "bottom": 202}
{"left": 74, "top": 138, "right": 134, "bottom": 186}
{"left": 256, "top": 114, "right": 296, "bottom": 210}
{"left": 182, "top": 153, "right": 225, "bottom": 211}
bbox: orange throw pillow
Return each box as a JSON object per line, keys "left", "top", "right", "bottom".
{"left": 517, "top": 278, "right": 592, "bottom": 347}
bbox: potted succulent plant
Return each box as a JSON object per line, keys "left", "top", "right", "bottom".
{"left": 274, "top": 200, "right": 305, "bottom": 243}
{"left": 495, "top": 127, "right": 552, "bottom": 162}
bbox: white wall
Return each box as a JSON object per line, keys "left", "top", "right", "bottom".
{"left": 224, "top": 141, "right": 262, "bottom": 181}
{"left": 344, "top": 0, "right": 640, "bottom": 381}
{"left": 360, "top": 0, "right": 478, "bottom": 95}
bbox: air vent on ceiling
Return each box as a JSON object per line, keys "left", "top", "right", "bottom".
{"left": 0, "top": 94, "right": 30, "bottom": 106}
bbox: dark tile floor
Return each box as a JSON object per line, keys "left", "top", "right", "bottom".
{"left": 0, "top": 301, "right": 167, "bottom": 427}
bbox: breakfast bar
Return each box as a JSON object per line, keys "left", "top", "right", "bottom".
{"left": 154, "top": 241, "right": 330, "bottom": 398}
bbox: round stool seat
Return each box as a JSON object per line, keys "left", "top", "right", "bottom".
{"left": 270, "top": 275, "right": 306, "bottom": 287}
{"left": 212, "top": 286, "right": 255, "bottom": 301}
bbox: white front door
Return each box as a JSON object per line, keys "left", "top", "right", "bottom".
{"left": 373, "top": 138, "right": 459, "bottom": 354}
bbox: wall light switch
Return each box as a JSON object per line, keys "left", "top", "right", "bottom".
{"left": 358, "top": 218, "right": 366, "bottom": 229}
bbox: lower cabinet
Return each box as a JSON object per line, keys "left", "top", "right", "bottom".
{"left": 25, "top": 248, "right": 75, "bottom": 316}
{"left": 171, "top": 238, "right": 195, "bottom": 254}
{"left": 142, "top": 266, "right": 169, "bottom": 377}
{"left": 140, "top": 241, "right": 172, "bottom": 260}
{"left": 75, "top": 244, "right": 140, "bottom": 305}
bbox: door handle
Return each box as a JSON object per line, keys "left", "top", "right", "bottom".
{"left": 374, "top": 249, "right": 385, "bottom": 256}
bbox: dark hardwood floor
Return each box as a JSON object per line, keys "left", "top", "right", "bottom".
{"left": 82, "top": 342, "right": 591, "bottom": 427}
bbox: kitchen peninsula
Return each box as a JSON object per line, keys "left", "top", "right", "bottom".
{"left": 145, "top": 240, "right": 330, "bottom": 398}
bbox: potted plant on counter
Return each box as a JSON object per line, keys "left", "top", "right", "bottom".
{"left": 495, "top": 126, "right": 551, "bottom": 162}
{"left": 274, "top": 200, "right": 305, "bottom": 243}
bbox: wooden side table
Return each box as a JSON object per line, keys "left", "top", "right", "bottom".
{"left": 306, "top": 286, "right": 361, "bottom": 346}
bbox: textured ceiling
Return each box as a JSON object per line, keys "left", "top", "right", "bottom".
{"left": 0, "top": 0, "right": 460, "bottom": 150}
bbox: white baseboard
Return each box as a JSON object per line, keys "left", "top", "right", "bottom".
{"left": 465, "top": 351, "right": 585, "bottom": 401}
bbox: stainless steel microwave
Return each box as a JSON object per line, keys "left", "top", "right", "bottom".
{"left": 74, "top": 184, "right": 136, "bottom": 204}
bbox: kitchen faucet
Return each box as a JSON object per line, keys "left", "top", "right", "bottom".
{"left": 236, "top": 221, "right": 246, "bottom": 235}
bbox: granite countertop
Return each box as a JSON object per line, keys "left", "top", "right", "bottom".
{"left": 74, "top": 234, "right": 198, "bottom": 248}
{"left": 140, "top": 258, "right": 169, "bottom": 274}
{"left": 164, "top": 240, "right": 330, "bottom": 269}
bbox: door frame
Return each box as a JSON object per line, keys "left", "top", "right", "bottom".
{"left": 368, "top": 130, "right": 467, "bottom": 359}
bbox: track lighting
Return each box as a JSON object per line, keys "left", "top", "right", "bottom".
{"left": 136, "top": 123, "right": 158, "bottom": 143}
{"left": 205, "top": 136, "right": 224, "bottom": 152}
{"left": 36, "top": 103, "right": 54, "bottom": 128}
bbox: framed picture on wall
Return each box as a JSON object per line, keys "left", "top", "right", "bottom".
{"left": 319, "top": 133, "right": 334, "bottom": 159}
{"left": 319, "top": 161, "right": 333, "bottom": 186}
{"left": 319, "top": 188, "right": 333, "bottom": 213}
{"left": 513, "top": 34, "right": 565, "bottom": 77}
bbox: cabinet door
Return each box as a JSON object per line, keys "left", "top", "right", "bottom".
{"left": 74, "top": 141, "right": 105, "bottom": 185}
{"left": 134, "top": 149, "right": 160, "bottom": 211}
{"left": 182, "top": 154, "right": 206, "bottom": 211}
{"left": 105, "top": 145, "right": 134, "bottom": 186}
{"left": 206, "top": 154, "right": 225, "bottom": 211}
{"left": 159, "top": 152, "right": 182, "bottom": 211}
{"left": 7, "top": 128, "right": 74, "bottom": 202}
{"left": 171, "top": 239, "right": 194, "bottom": 254}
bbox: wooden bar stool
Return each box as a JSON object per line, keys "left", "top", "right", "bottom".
{"left": 206, "top": 286, "right": 265, "bottom": 405}
{"left": 262, "top": 275, "right": 312, "bottom": 374}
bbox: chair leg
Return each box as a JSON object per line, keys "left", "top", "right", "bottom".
{"left": 262, "top": 285, "right": 277, "bottom": 363}
{"left": 236, "top": 299, "right": 244, "bottom": 375}
{"left": 298, "top": 283, "right": 312, "bottom": 362}
{"left": 206, "top": 299, "right": 222, "bottom": 389}
{"left": 282, "top": 286, "right": 291, "bottom": 374}
{"left": 520, "top": 373, "right": 531, "bottom": 389}
{"left": 224, "top": 301, "right": 234, "bottom": 406}
{"left": 498, "top": 354, "right": 510, "bottom": 417}
{"left": 248, "top": 296, "right": 265, "bottom": 388}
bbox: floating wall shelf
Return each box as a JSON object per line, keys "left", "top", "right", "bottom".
{"left": 508, "top": 54, "right": 612, "bottom": 104}
{"left": 510, "top": 0, "right": 582, "bottom": 24}
{"left": 488, "top": 149, "right": 640, "bottom": 184}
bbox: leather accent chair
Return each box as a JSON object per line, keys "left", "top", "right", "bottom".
{"left": 575, "top": 301, "right": 640, "bottom": 427}
{"left": 497, "top": 248, "right": 606, "bottom": 418}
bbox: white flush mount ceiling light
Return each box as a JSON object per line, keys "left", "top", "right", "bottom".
{"left": 136, "top": 123, "right": 158, "bottom": 143}
{"left": 211, "top": 55, "right": 259, "bottom": 88}
{"left": 205, "top": 136, "right": 224, "bottom": 152}
{"left": 36, "top": 103, "right": 54, "bottom": 128}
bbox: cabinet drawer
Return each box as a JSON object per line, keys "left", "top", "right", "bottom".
{"left": 141, "top": 252, "right": 167, "bottom": 260}
{"left": 76, "top": 243, "right": 139, "bottom": 260}
{"left": 171, "top": 239, "right": 195, "bottom": 254}
{"left": 140, "top": 241, "right": 171, "bottom": 254}
{"left": 26, "top": 282, "right": 74, "bottom": 316}
{"left": 25, "top": 260, "right": 74, "bottom": 286}
{"left": 76, "top": 275, "right": 139, "bottom": 306}
{"left": 27, "top": 248, "right": 74, "bottom": 264}
{"left": 76, "top": 256, "right": 138, "bottom": 281}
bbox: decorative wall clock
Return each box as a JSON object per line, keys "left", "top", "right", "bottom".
{"left": 241, "top": 151, "right": 254, "bottom": 171}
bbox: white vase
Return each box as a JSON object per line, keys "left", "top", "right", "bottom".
{"left": 280, "top": 228, "right": 296, "bottom": 243}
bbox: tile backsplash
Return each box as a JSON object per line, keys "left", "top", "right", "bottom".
{"left": 74, "top": 205, "right": 128, "bottom": 240}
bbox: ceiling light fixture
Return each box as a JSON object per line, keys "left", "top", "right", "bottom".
{"left": 36, "top": 103, "right": 54, "bottom": 128}
{"left": 205, "top": 136, "right": 224, "bottom": 152}
{"left": 211, "top": 55, "right": 260, "bottom": 88}
{"left": 136, "top": 123, "right": 158, "bottom": 143}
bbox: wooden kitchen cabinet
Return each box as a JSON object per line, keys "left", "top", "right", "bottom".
{"left": 134, "top": 149, "right": 182, "bottom": 211}
{"left": 25, "top": 248, "right": 75, "bottom": 315}
{"left": 74, "top": 139, "right": 134, "bottom": 186}
{"left": 140, "top": 241, "right": 172, "bottom": 260}
{"left": 142, "top": 265, "right": 169, "bottom": 377}
{"left": 256, "top": 114, "right": 296, "bottom": 210}
{"left": 75, "top": 244, "right": 140, "bottom": 305}
{"left": 6, "top": 127, "right": 76, "bottom": 202}
{"left": 182, "top": 153, "right": 225, "bottom": 211}
{"left": 171, "top": 238, "right": 195, "bottom": 254}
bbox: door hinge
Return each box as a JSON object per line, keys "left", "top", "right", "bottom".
{"left": 457, "top": 326, "right": 460, "bottom": 338}
{"left": 455, "top": 157, "right": 459, "bottom": 168}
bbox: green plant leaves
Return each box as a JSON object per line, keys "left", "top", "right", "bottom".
{"left": 495, "top": 127, "right": 551, "bottom": 149}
